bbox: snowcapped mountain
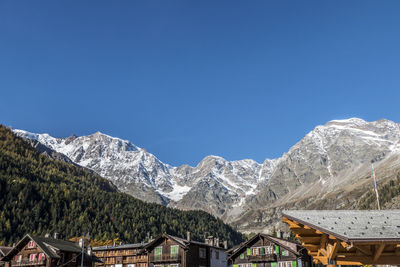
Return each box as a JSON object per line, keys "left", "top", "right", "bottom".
{"left": 12, "top": 129, "right": 273, "bottom": 209}
{"left": 13, "top": 118, "right": 400, "bottom": 232}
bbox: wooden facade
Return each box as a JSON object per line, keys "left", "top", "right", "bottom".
{"left": 93, "top": 244, "right": 148, "bottom": 267}
{"left": 282, "top": 210, "right": 400, "bottom": 266}
{"left": 227, "top": 234, "right": 311, "bottom": 267}
{"left": 143, "top": 234, "right": 226, "bottom": 267}
{"left": 0, "top": 235, "right": 99, "bottom": 267}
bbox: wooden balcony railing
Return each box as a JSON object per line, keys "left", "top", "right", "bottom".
{"left": 149, "top": 254, "right": 181, "bottom": 262}
{"left": 11, "top": 260, "right": 46, "bottom": 266}
{"left": 248, "top": 254, "right": 276, "bottom": 262}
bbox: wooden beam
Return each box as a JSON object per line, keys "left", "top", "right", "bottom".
{"left": 329, "top": 241, "right": 340, "bottom": 259}
{"left": 282, "top": 217, "right": 302, "bottom": 228}
{"left": 354, "top": 245, "right": 372, "bottom": 256}
{"left": 373, "top": 244, "right": 385, "bottom": 262}
{"left": 302, "top": 244, "right": 320, "bottom": 250}
{"left": 318, "top": 248, "right": 327, "bottom": 256}
{"left": 320, "top": 234, "right": 328, "bottom": 249}
{"left": 291, "top": 228, "right": 320, "bottom": 235}
{"left": 300, "top": 236, "right": 321, "bottom": 243}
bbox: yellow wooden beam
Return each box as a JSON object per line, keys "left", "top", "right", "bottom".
{"left": 329, "top": 240, "right": 340, "bottom": 259}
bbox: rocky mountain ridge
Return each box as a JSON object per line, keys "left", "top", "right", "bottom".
{"left": 13, "top": 118, "right": 400, "bottom": 232}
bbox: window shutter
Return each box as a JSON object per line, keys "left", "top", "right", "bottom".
{"left": 252, "top": 264, "right": 257, "bottom": 267}
{"left": 240, "top": 253, "right": 244, "bottom": 259}
{"left": 292, "top": 261, "right": 297, "bottom": 267}
{"left": 261, "top": 247, "right": 265, "bottom": 254}
{"left": 247, "top": 248, "right": 251, "bottom": 256}
{"left": 271, "top": 262, "right": 277, "bottom": 267}
{"left": 233, "top": 265, "right": 238, "bottom": 267}
{"left": 275, "top": 246, "right": 279, "bottom": 254}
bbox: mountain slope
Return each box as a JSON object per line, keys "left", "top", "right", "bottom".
{"left": 0, "top": 125, "right": 244, "bottom": 246}
{"left": 12, "top": 118, "right": 400, "bottom": 233}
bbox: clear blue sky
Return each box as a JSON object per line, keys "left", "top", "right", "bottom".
{"left": 1, "top": 1, "right": 400, "bottom": 166}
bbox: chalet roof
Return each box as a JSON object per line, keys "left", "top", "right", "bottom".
{"left": 282, "top": 210, "right": 400, "bottom": 242}
{"left": 143, "top": 234, "right": 226, "bottom": 251}
{"left": 93, "top": 243, "right": 147, "bottom": 251}
{"left": 0, "top": 247, "right": 12, "bottom": 257}
{"left": 1, "top": 234, "right": 96, "bottom": 262}
{"left": 227, "top": 233, "right": 300, "bottom": 260}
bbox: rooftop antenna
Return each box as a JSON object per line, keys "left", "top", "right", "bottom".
{"left": 372, "top": 164, "right": 381, "bottom": 210}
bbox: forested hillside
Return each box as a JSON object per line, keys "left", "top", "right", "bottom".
{"left": 0, "top": 125, "right": 244, "bottom": 246}
{"left": 358, "top": 171, "right": 400, "bottom": 209}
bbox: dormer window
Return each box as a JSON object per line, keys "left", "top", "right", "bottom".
{"left": 27, "top": 241, "right": 35, "bottom": 248}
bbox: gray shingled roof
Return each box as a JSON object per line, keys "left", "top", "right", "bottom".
{"left": 93, "top": 243, "right": 147, "bottom": 251}
{"left": 282, "top": 210, "right": 400, "bottom": 241}
{"left": 1, "top": 234, "right": 91, "bottom": 261}
{"left": 0, "top": 247, "right": 12, "bottom": 257}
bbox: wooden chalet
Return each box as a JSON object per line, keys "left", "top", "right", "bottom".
{"left": 0, "top": 234, "right": 100, "bottom": 267}
{"left": 143, "top": 233, "right": 227, "bottom": 267}
{"left": 227, "top": 233, "right": 311, "bottom": 267}
{"left": 282, "top": 210, "right": 400, "bottom": 266}
{"left": 92, "top": 243, "right": 148, "bottom": 267}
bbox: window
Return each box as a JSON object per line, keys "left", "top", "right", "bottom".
{"left": 215, "top": 250, "right": 219, "bottom": 259}
{"left": 278, "top": 261, "right": 293, "bottom": 267}
{"left": 199, "top": 248, "right": 206, "bottom": 259}
{"left": 27, "top": 241, "right": 35, "bottom": 248}
{"left": 266, "top": 246, "right": 274, "bottom": 255}
{"left": 170, "top": 265, "right": 179, "bottom": 267}
{"left": 127, "top": 264, "right": 135, "bottom": 267}
{"left": 155, "top": 246, "right": 162, "bottom": 261}
{"left": 282, "top": 250, "right": 289, "bottom": 256}
{"left": 38, "top": 253, "right": 45, "bottom": 261}
{"left": 171, "top": 245, "right": 179, "bottom": 257}
{"left": 252, "top": 247, "right": 259, "bottom": 255}
{"left": 29, "top": 254, "right": 37, "bottom": 262}
{"left": 16, "top": 255, "right": 22, "bottom": 262}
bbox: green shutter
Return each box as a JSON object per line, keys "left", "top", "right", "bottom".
{"left": 240, "top": 253, "right": 244, "bottom": 259}
{"left": 233, "top": 265, "right": 238, "bottom": 267}
{"left": 292, "top": 261, "right": 297, "bottom": 267}
{"left": 275, "top": 246, "right": 279, "bottom": 254}
{"left": 261, "top": 247, "right": 265, "bottom": 254}
{"left": 252, "top": 264, "right": 257, "bottom": 267}
{"left": 271, "top": 262, "right": 277, "bottom": 267}
{"left": 247, "top": 248, "right": 251, "bottom": 256}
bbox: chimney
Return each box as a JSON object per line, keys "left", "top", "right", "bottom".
{"left": 279, "top": 231, "right": 284, "bottom": 239}
{"left": 187, "top": 231, "right": 191, "bottom": 241}
{"left": 79, "top": 238, "right": 84, "bottom": 248}
{"left": 223, "top": 241, "right": 228, "bottom": 250}
{"left": 53, "top": 232, "right": 59, "bottom": 239}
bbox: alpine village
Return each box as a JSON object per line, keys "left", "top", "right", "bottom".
{"left": 3, "top": 116, "right": 400, "bottom": 267}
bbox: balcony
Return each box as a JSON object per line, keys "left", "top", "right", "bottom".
{"left": 248, "top": 254, "right": 276, "bottom": 262}
{"left": 149, "top": 254, "right": 181, "bottom": 262}
{"left": 11, "top": 260, "right": 46, "bottom": 266}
